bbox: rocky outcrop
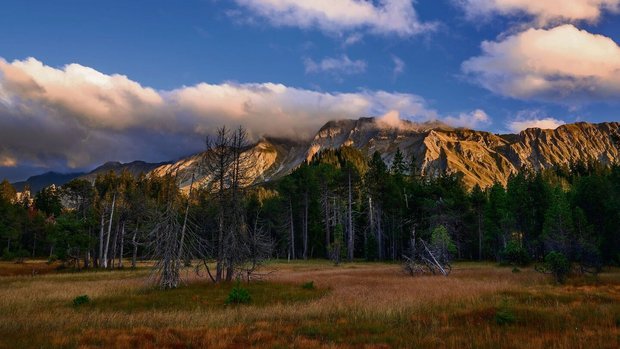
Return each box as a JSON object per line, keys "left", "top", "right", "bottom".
{"left": 151, "top": 118, "right": 620, "bottom": 190}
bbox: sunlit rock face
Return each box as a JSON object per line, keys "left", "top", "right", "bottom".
{"left": 151, "top": 119, "right": 620, "bottom": 190}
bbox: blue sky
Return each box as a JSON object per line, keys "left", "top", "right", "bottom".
{"left": 1, "top": 0, "right": 620, "bottom": 181}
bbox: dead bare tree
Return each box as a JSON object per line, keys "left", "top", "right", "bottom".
{"left": 146, "top": 175, "right": 207, "bottom": 289}
{"left": 201, "top": 125, "right": 270, "bottom": 283}
{"left": 402, "top": 227, "right": 452, "bottom": 276}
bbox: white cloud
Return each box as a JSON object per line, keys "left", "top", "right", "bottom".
{"left": 304, "top": 55, "right": 367, "bottom": 75}
{"left": 391, "top": 55, "right": 405, "bottom": 79}
{"left": 462, "top": 25, "right": 620, "bottom": 104}
{"left": 234, "top": 0, "right": 436, "bottom": 36}
{"left": 508, "top": 117, "right": 565, "bottom": 133}
{"left": 456, "top": 0, "right": 620, "bottom": 25}
{"left": 0, "top": 57, "right": 448, "bottom": 170}
{"left": 443, "top": 109, "right": 491, "bottom": 129}
{"left": 343, "top": 33, "right": 364, "bottom": 46}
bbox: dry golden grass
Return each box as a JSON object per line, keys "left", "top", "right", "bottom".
{"left": 0, "top": 261, "right": 618, "bottom": 348}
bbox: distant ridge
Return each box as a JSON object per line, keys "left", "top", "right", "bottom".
{"left": 12, "top": 160, "right": 171, "bottom": 193}
{"left": 12, "top": 172, "right": 85, "bottom": 193}
{"left": 78, "top": 160, "right": 171, "bottom": 182}
{"left": 11, "top": 118, "right": 620, "bottom": 192}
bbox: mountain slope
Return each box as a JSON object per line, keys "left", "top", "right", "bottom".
{"left": 79, "top": 160, "right": 170, "bottom": 182}
{"left": 151, "top": 118, "right": 620, "bottom": 190}
{"left": 12, "top": 172, "right": 85, "bottom": 193}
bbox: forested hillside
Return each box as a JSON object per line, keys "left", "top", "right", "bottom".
{"left": 2, "top": 129, "right": 619, "bottom": 272}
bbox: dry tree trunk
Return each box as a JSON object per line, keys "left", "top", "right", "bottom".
{"left": 347, "top": 169, "right": 354, "bottom": 261}
{"left": 98, "top": 209, "right": 105, "bottom": 268}
{"left": 103, "top": 193, "right": 116, "bottom": 269}
{"left": 131, "top": 228, "right": 138, "bottom": 268}
{"left": 111, "top": 221, "right": 119, "bottom": 268}
{"left": 118, "top": 222, "right": 125, "bottom": 268}
{"left": 303, "top": 191, "right": 308, "bottom": 260}
{"left": 178, "top": 173, "right": 195, "bottom": 267}
{"left": 289, "top": 199, "right": 296, "bottom": 260}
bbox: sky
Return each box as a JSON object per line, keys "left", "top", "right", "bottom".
{"left": 1, "top": 0, "right": 620, "bottom": 181}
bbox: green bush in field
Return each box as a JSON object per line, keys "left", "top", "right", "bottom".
{"left": 47, "top": 255, "right": 58, "bottom": 264}
{"left": 495, "top": 300, "right": 516, "bottom": 325}
{"left": 501, "top": 239, "right": 530, "bottom": 267}
{"left": 225, "top": 283, "right": 251, "bottom": 305}
{"left": 545, "top": 251, "right": 571, "bottom": 284}
{"left": 1, "top": 248, "right": 14, "bottom": 261}
{"left": 302, "top": 281, "right": 315, "bottom": 290}
{"left": 72, "top": 295, "right": 90, "bottom": 307}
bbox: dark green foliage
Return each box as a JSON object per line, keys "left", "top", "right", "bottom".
{"left": 1, "top": 150, "right": 619, "bottom": 269}
{"left": 501, "top": 239, "right": 530, "bottom": 267}
{"left": 72, "top": 295, "right": 90, "bottom": 307}
{"left": 225, "top": 282, "right": 252, "bottom": 305}
{"left": 544, "top": 252, "right": 571, "bottom": 284}
{"left": 302, "top": 281, "right": 315, "bottom": 290}
{"left": 495, "top": 300, "right": 516, "bottom": 325}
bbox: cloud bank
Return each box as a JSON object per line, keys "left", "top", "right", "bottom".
{"left": 456, "top": 0, "right": 620, "bottom": 25}
{"left": 462, "top": 25, "right": 620, "bottom": 104}
{"left": 304, "top": 55, "right": 367, "bottom": 75}
{"left": 0, "top": 57, "right": 486, "bottom": 173}
{"left": 233, "top": 0, "right": 436, "bottom": 36}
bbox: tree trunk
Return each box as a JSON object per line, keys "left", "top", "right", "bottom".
{"left": 288, "top": 199, "right": 297, "bottom": 259}
{"left": 478, "top": 210, "right": 482, "bottom": 261}
{"left": 111, "top": 221, "right": 119, "bottom": 269}
{"left": 118, "top": 222, "right": 125, "bottom": 268}
{"left": 323, "top": 191, "right": 331, "bottom": 258}
{"left": 303, "top": 191, "right": 308, "bottom": 260}
{"left": 103, "top": 193, "right": 116, "bottom": 269}
{"left": 98, "top": 209, "right": 105, "bottom": 268}
{"left": 131, "top": 228, "right": 138, "bottom": 268}
{"left": 178, "top": 174, "right": 194, "bottom": 268}
{"left": 347, "top": 170, "right": 354, "bottom": 261}
{"left": 84, "top": 251, "right": 90, "bottom": 269}
{"left": 377, "top": 205, "right": 383, "bottom": 260}
{"left": 289, "top": 199, "right": 296, "bottom": 260}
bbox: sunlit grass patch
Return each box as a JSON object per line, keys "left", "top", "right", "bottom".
{"left": 85, "top": 280, "right": 328, "bottom": 312}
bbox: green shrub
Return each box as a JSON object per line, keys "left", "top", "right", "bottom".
{"left": 302, "top": 281, "right": 315, "bottom": 290}
{"left": 545, "top": 251, "right": 571, "bottom": 284}
{"left": 1, "top": 248, "right": 15, "bottom": 261}
{"left": 495, "top": 300, "right": 516, "bottom": 325}
{"left": 512, "top": 267, "right": 521, "bottom": 273}
{"left": 501, "top": 240, "right": 530, "bottom": 266}
{"left": 72, "top": 295, "right": 90, "bottom": 307}
{"left": 225, "top": 283, "right": 251, "bottom": 305}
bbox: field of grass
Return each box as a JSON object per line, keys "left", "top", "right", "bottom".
{"left": 0, "top": 260, "right": 618, "bottom": 348}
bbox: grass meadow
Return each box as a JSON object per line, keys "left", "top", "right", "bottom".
{"left": 0, "top": 260, "right": 618, "bottom": 348}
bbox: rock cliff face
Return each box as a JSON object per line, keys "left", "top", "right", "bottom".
{"left": 151, "top": 118, "right": 620, "bottom": 190}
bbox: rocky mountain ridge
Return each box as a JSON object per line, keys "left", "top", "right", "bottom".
{"left": 152, "top": 118, "right": 620, "bottom": 191}
{"left": 13, "top": 118, "right": 620, "bottom": 192}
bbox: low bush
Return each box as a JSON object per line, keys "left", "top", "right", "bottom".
{"left": 501, "top": 240, "right": 530, "bottom": 267}
{"left": 302, "top": 281, "right": 315, "bottom": 290}
{"left": 495, "top": 300, "right": 516, "bottom": 325}
{"left": 545, "top": 251, "right": 571, "bottom": 284}
{"left": 72, "top": 295, "right": 90, "bottom": 307}
{"left": 225, "top": 282, "right": 251, "bottom": 305}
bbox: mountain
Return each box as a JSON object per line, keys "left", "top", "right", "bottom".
{"left": 12, "top": 171, "right": 85, "bottom": 193}
{"left": 79, "top": 160, "right": 171, "bottom": 182}
{"left": 150, "top": 137, "right": 308, "bottom": 191}
{"left": 12, "top": 161, "right": 169, "bottom": 193}
{"left": 304, "top": 118, "right": 620, "bottom": 188}
{"left": 13, "top": 119, "right": 620, "bottom": 192}
{"left": 151, "top": 118, "right": 620, "bottom": 190}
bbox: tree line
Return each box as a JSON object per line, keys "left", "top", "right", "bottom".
{"left": 1, "top": 127, "right": 619, "bottom": 280}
